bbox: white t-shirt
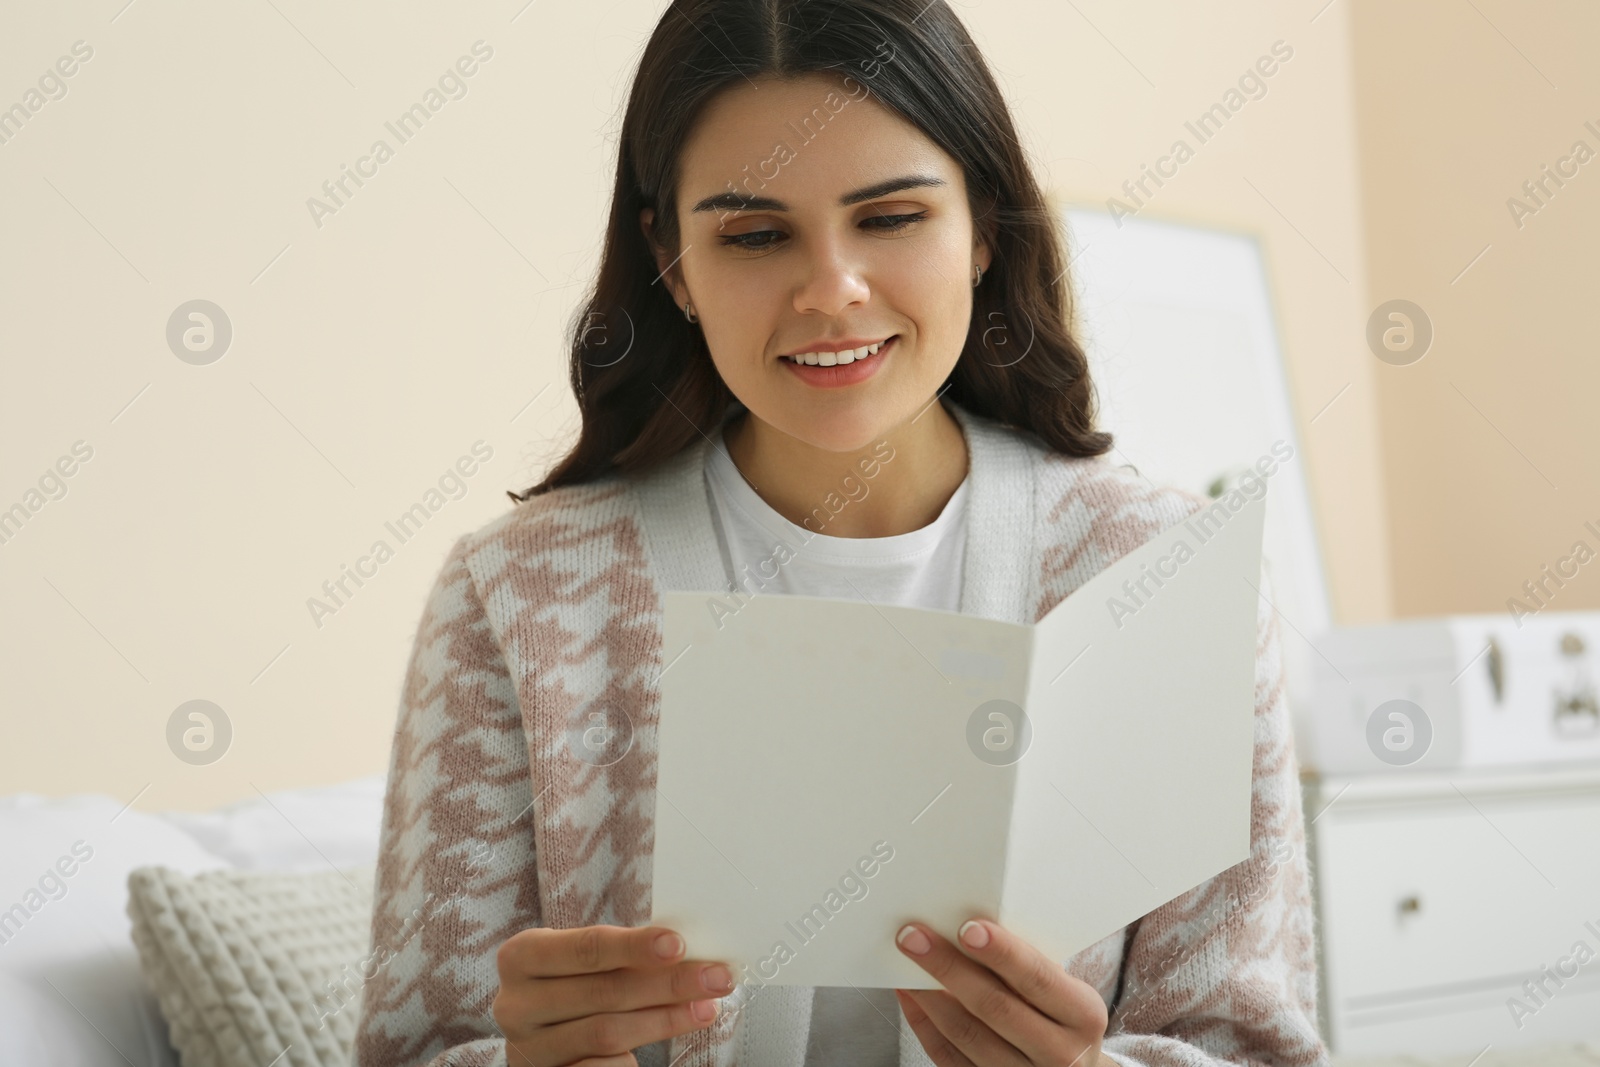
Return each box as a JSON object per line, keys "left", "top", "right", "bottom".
{"left": 703, "top": 421, "right": 971, "bottom": 1066}
{"left": 704, "top": 422, "right": 970, "bottom": 610}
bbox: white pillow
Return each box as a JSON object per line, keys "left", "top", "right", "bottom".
{"left": 126, "top": 864, "right": 376, "bottom": 1067}
{"left": 0, "top": 794, "right": 232, "bottom": 1067}
{"left": 156, "top": 774, "right": 387, "bottom": 871}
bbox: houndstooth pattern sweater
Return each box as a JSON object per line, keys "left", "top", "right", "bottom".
{"left": 352, "top": 399, "right": 1330, "bottom": 1067}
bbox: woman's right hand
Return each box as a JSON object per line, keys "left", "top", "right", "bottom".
{"left": 492, "top": 923, "right": 734, "bottom": 1066}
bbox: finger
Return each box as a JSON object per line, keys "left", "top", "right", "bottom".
{"left": 901, "top": 988, "right": 1029, "bottom": 1067}
{"left": 896, "top": 921, "right": 1064, "bottom": 1063}
{"left": 499, "top": 924, "right": 687, "bottom": 979}
{"left": 951, "top": 918, "right": 1107, "bottom": 1033}
{"left": 894, "top": 989, "right": 977, "bottom": 1067}
{"left": 537, "top": 998, "right": 720, "bottom": 1064}
{"left": 503, "top": 959, "right": 736, "bottom": 1025}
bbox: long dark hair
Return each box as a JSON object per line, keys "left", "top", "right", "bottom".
{"left": 511, "top": 0, "right": 1112, "bottom": 502}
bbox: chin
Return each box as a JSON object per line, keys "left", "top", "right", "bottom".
{"left": 776, "top": 408, "right": 897, "bottom": 454}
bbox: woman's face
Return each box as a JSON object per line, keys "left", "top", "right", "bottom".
{"left": 644, "top": 73, "right": 990, "bottom": 453}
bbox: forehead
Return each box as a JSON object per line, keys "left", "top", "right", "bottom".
{"left": 676, "top": 73, "right": 957, "bottom": 211}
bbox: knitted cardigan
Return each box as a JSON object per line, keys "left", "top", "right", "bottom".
{"left": 352, "top": 400, "right": 1329, "bottom": 1067}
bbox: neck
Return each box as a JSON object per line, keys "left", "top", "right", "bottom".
{"left": 721, "top": 399, "right": 970, "bottom": 538}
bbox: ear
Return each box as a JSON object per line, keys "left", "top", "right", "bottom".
{"left": 972, "top": 227, "right": 994, "bottom": 278}
{"left": 640, "top": 207, "right": 686, "bottom": 307}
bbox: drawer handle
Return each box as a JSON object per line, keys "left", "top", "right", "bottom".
{"left": 1486, "top": 635, "right": 1504, "bottom": 704}
{"left": 1554, "top": 631, "right": 1600, "bottom": 736}
{"left": 1397, "top": 895, "right": 1421, "bottom": 918}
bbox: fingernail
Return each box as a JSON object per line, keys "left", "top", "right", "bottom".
{"left": 654, "top": 932, "right": 683, "bottom": 959}
{"left": 958, "top": 920, "right": 990, "bottom": 948}
{"left": 702, "top": 964, "right": 734, "bottom": 993}
{"left": 896, "top": 924, "right": 931, "bottom": 956}
{"left": 691, "top": 998, "right": 718, "bottom": 1022}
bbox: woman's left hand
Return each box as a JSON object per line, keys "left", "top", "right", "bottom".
{"left": 894, "top": 918, "right": 1112, "bottom": 1067}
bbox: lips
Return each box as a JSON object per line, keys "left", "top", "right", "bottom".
{"left": 779, "top": 335, "right": 895, "bottom": 389}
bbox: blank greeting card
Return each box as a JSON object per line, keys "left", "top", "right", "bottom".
{"left": 650, "top": 493, "right": 1266, "bottom": 989}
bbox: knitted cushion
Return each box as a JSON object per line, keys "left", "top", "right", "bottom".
{"left": 126, "top": 864, "right": 376, "bottom": 1067}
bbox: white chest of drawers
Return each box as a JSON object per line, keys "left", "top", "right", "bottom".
{"left": 1308, "top": 766, "right": 1600, "bottom": 1056}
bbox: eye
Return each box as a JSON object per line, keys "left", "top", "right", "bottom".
{"left": 719, "top": 229, "right": 784, "bottom": 252}
{"left": 717, "top": 211, "right": 930, "bottom": 253}
{"left": 863, "top": 210, "right": 928, "bottom": 233}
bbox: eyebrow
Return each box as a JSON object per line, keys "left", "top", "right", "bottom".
{"left": 689, "top": 173, "right": 948, "bottom": 214}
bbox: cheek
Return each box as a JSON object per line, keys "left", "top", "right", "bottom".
{"left": 878, "top": 241, "right": 973, "bottom": 353}
{"left": 880, "top": 224, "right": 966, "bottom": 287}
{"left": 695, "top": 262, "right": 778, "bottom": 352}
{"left": 881, "top": 226, "right": 971, "bottom": 300}
{"left": 695, "top": 243, "right": 777, "bottom": 306}
{"left": 699, "top": 313, "right": 775, "bottom": 395}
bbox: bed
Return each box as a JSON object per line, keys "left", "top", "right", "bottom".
{"left": 0, "top": 776, "right": 385, "bottom": 1067}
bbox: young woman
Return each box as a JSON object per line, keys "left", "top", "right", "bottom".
{"left": 353, "top": 1, "right": 1327, "bottom": 1065}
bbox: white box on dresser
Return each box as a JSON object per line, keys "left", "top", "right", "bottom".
{"left": 1308, "top": 764, "right": 1600, "bottom": 1056}
{"left": 1309, "top": 611, "right": 1600, "bottom": 775}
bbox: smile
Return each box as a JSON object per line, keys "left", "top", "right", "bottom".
{"left": 780, "top": 338, "right": 891, "bottom": 366}
{"left": 779, "top": 336, "right": 896, "bottom": 389}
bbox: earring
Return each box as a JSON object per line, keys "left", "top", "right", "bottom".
{"left": 973, "top": 264, "right": 984, "bottom": 287}
{"left": 683, "top": 300, "right": 698, "bottom": 324}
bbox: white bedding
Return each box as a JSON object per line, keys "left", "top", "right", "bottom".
{"left": 0, "top": 776, "right": 386, "bottom": 1067}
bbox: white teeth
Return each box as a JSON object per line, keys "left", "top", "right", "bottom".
{"left": 788, "top": 340, "right": 886, "bottom": 366}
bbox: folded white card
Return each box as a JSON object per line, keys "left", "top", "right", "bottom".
{"left": 650, "top": 491, "right": 1267, "bottom": 989}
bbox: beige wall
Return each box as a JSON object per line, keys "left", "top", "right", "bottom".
{"left": 1349, "top": 0, "right": 1600, "bottom": 619}
{"left": 1, "top": 0, "right": 1386, "bottom": 810}
{"left": 1025, "top": 1, "right": 1389, "bottom": 628}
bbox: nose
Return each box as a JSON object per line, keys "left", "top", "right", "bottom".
{"left": 791, "top": 234, "right": 871, "bottom": 317}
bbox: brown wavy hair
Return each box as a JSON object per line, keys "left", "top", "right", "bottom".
{"left": 511, "top": 0, "right": 1112, "bottom": 502}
